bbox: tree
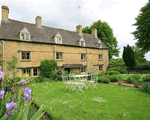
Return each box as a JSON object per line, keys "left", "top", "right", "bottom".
{"left": 6, "top": 56, "right": 19, "bottom": 77}
{"left": 122, "top": 44, "right": 136, "bottom": 74}
{"left": 131, "top": 45, "right": 147, "bottom": 65}
{"left": 132, "top": 0, "right": 150, "bottom": 53}
{"left": 82, "top": 20, "right": 120, "bottom": 60}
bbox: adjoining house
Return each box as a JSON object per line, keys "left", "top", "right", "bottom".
{"left": 0, "top": 5, "right": 109, "bottom": 77}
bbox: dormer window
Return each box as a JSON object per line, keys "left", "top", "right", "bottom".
{"left": 97, "top": 40, "right": 102, "bottom": 48}
{"left": 55, "top": 33, "right": 62, "bottom": 44}
{"left": 20, "top": 27, "right": 30, "bottom": 41}
{"left": 80, "top": 38, "right": 85, "bottom": 47}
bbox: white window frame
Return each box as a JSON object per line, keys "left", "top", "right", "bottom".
{"left": 33, "top": 68, "right": 38, "bottom": 76}
{"left": 55, "top": 37, "right": 62, "bottom": 44}
{"left": 99, "top": 54, "right": 102, "bottom": 60}
{"left": 81, "top": 54, "right": 86, "bottom": 60}
{"left": 20, "top": 32, "right": 30, "bottom": 41}
{"left": 80, "top": 38, "right": 85, "bottom": 47}
{"left": 99, "top": 65, "right": 103, "bottom": 70}
{"left": 56, "top": 52, "right": 62, "bottom": 60}
{"left": 81, "top": 67, "right": 86, "bottom": 72}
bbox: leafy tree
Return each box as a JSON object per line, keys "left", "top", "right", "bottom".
{"left": 131, "top": 45, "right": 147, "bottom": 65}
{"left": 132, "top": 0, "right": 150, "bottom": 52}
{"left": 6, "top": 55, "right": 19, "bottom": 77}
{"left": 40, "top": 59, "right": 57, "bottom": 79}
{"left": 122, "top": 44, "right": 136, "bottom": 74}
{"left": 82, "top": 20, "right": 120, "bottom": 60}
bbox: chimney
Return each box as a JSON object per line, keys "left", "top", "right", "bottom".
{"left": 91, "top": 28, "right": 97, "bottom": 38}
{"left": 76, "top": 24, "right": 82, "bottom": 34}
{"left": 35, "top": 16, "right": 42, "bottom": 27}
{"left": 1, "top": 5, "right": 9, "bottom": 21}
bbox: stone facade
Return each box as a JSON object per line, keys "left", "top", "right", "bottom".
{"left": 0, "top": 5, "right": 109, "bottom": 78}
{"left": 0, "top": 40, "right": 108, "bottom": 77}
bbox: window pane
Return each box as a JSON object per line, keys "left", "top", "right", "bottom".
{"left": 21, "top": 33, "right": 25, "bottom": 40}
{"left": 81, "top": 41, "right": 84, "bottom": 46}
{"left": 27, "top": 69, "right": 31, "bottom": 75}
{"left": 22, "top": 52, "right": 26, "bottom": 59}
{"left": 81, "top": 54, "right": 83, "bottom": 59}
{"left": 33, "top": 68, "right": 38, "bottom": 76}
{"left": 56, "top": 53, "right": 59, "bottom": 59}
{"left": 26, "top": 33, "right": 29, "bottom": 40}
{"left": 22, "top": 69, "right": 26, "bottom": 76}
{"left": 27, "top": 52, "right": 30, "bottom": 59}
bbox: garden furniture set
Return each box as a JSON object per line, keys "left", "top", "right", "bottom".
{"left": 62, "top": 73, "right": 98, "bottom": 93}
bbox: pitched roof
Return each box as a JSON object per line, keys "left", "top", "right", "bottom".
{"left": 0, "top": 19, "right": 108, "bottom": 49}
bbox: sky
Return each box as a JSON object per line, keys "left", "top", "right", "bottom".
{"left": 0, "top": 0, "right": 150, "bottom": 61}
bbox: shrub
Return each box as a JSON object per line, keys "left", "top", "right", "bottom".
{"left": 106, "top": 71, "right": 120, "bottom": 75}
{"left": 142, "top": 75, "right": 150, "bottom": 82}
{"left": 33, "top": 77, "right": 52, "bottom": 83}
{"left": 56, "top": 69, "right": 63, "bottom": 81}
{"left": 40, "top": 59, "right": 57, "bottom": 80}
{"left": 108, "top": 66, "right": 127, "bottom": 74}
{"left": 131, "top": 74, "right": 141, "bottom": 81}
{"left": 5, "top": 76, "right": 22, "bottom": 86}
{"left": 109, "top": 75, "right": 120, "bottom": 82}
{"left": 140, "top": 82, "right": 150, "bottom": 94}
{"left": 127, "top": 76, "right": 136, "bottom": 83}
{"left": 98, "top": 71, "right": 105, "bottom": 77}
{"left": 98, "top": 77, "right": 110, "bottom": 84}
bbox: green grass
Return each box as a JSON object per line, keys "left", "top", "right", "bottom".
{"left": 29, "top": 81, "right": 150, "bottom": 120}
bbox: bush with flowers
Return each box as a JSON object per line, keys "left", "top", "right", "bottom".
{"left": 0, "top": 71, "right": 46, "bottom": 119}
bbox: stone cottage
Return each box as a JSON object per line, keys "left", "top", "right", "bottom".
{"left": 0, "top": 5, "right": 109, "bottom": 77}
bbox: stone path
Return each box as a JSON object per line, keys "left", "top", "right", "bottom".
{"left": 109, "top": 82, "right": 134, "bottom": 87}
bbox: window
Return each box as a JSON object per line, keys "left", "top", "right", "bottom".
{"left": 99, "top": 54, "right": 102, "bottom": 60}
{"left": 22, "top": 69, "right": 31, "bottom": 76}
{"left": 20, "top": 33, "right": 30, "bottom": 40}
{"left": 81, "top": 67, "right": 86, "bottom": 72}
{"left": 81, "top": 54, "right": 86, "bottom": 60}
{"left": 99, "top": 65, "right": 103, "bottom": 70}
{"left": 98, "top": 43, "right": 101, "bottom": 48}
{"left": 33, "top": 68, "right": 38, "bottom": 76}
{"left": 22, "top": 52, "right": 30, "bottom": 59}
{"left": 56, "top": 52, "right": 62, "bottom": 59}
{"left": 20, "top": 28, "right": 30, "bottom": 41}
{"left": 55, "top": 37, "right": 62, "bottom": 44}
{"left": 81, "top": 41, "right": 85, "bottom": 47}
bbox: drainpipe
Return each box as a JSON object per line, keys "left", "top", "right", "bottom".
{"left": 1, "top": 40, "right": 4, "bottom": 72}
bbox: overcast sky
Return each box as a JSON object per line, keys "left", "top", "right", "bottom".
{"left": 0, "top": 0, "right": 150, "bottom": 61}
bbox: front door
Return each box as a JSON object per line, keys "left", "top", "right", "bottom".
{"left": 65, "top": 68, "right": 70, "bottom": 74}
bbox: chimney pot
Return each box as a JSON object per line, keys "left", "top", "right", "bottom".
{"left": 35, "top": 16, "right": 42, "bottom": 27}
{"left": 1, "top": 5, "right": 9, "bottom": 21}
{"left": 91, "top": 28, "right": 97, "bottom": 38}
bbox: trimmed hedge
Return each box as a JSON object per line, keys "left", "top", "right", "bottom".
{"left": 106, "top": 71, "right": 120, "bottom": 75}
{"left": 142, "top": 75, "right": 150, "bottom": 82}
{"left": 98, "top": 77, "right": 110, "bottom": 84}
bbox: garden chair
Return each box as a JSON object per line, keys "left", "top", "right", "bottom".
{"left": 87, "top": 73, "right": 98, "bottom": 90}
{"left": 62, "top": 76, "right": 74, "bottom": 91}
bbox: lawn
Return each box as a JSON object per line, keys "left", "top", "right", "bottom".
{"left": 29, "top": 81, "right": 150, "bottom": 120}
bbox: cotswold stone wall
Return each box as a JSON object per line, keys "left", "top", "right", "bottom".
{"left": 0, "top": 40, "right": 109, "bottom": 77}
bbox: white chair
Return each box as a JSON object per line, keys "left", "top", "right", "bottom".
{"left": 62, "top": 76, "right": 73, "bottom": 91}
{"left": 87, "top": 73, "right": 98, "bottom": 90}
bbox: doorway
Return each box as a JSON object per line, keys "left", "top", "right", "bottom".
{"left": 65, "top": 68, "right": 70, "bottom": 74}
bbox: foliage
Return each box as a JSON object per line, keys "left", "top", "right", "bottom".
{"left": 4, "top": 76, "right": 22, "bottom": 86}
{"left": 123, "top": 44, "right": 136, "bottom": 73}
{"left": 109, "top": 75, "right": 121, "bottom": 82}
{"left": 0, "top": 89, "right": 46, "bottom": 119}
{"left": 132, "top": 1, "right": 150, "bottom": 52}
{"left": 140, "top": 82, "right": 150, "bottom": 94}
{"left": 98, "top": 71, "right": 105, "bottom": 77}
{"left": 6, "top": 56, "right": 19, "bottom": 77}
{"left": 33, "top": 77, "right": 52, "bottom": 83}
{"left": 131, "top": 45, "right": 147, "bottom": 65}
{"left": 56, "top": 69, "right": 63, "bottom": 81}
{"left": 82, "top": 20, "right": 120, "bottom": 60}
{"left": 108, "top": 58, "right": 125, "bottom": 66}
{"left": 127, "top": 76, "right": 136, "bottom": 83}
{"left": 21, "top": 74, "right": 30, "bottom": 80}
{"left": 98, "top": 77, "right": 110, "bottom": 84}
{"left": 108, "top": 66, "right": 127, "bottom": 74}
{"left": 40, "top": 60, "right": 57, "bottom": 80}
{"left": 131, "top": 74, "right": 141, "bottom": 81}
{"left": 106, "top": 71, "right": 120, "bottom": 75}
{"left": 142, "top": 74, "right": 150, "bottom": 82}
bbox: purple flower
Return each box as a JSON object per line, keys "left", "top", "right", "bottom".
{"left": 19, "top": 80, "right": 26, "bottom": 85}
{"left": 4, "top": 86, "right": 12, "bottom": 93}
{"left": 0, "top": 71, "right": 4, "bottom": 80}
{"left": 5, "top": 101, "right": 17, "bottom": 116}
{"left": 23, "top": 87, "right": 32, "bottom": 101}
{"left": 147, "top": 82, "right": 149, "bottom": 84}
{"left": 23, "top": 87, "right": 32, "bottom": 94}
{"left": 5, "top": 111, "right": 11, "bottom": 117}
{"left": 0, "top": 90, "right": 5, "bottom": 99}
